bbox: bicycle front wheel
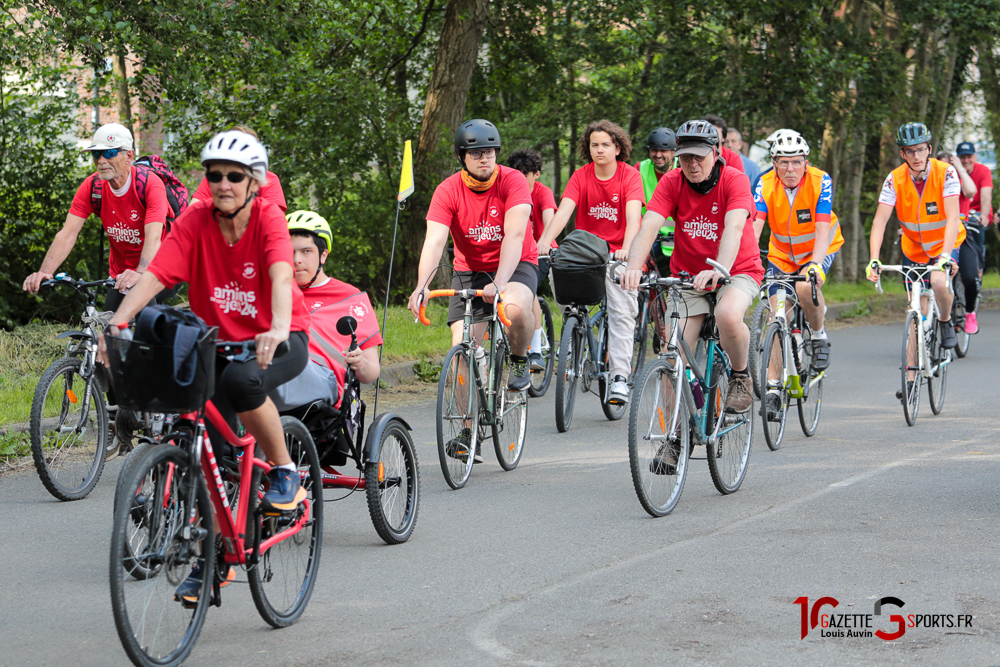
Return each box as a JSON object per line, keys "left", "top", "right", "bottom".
{"left": 628, "top": 357, "right": 689, "bottom": 517}
{"left": 759, "top": 322, "right": 788, "bottom": 452}
{"left": 705, "top": 347, "right": 753, "bottom": 494}
{"left": 248, "top": 416, "right": 324, "bottom": 628}
{"left": 365, "top": 418, "right": 420, "bottom": 544}
{"left": 436, "top": 345, "right": 478, "bottom": 489}
{"left": 555, "top": 316, "right": 581, "bottom": 432}
{"left": 30, "top": 356, "right": 108, "bottom": 501}
{"left": 529, "top": 298, "right": 556, "bottom": 397}
{"left": 110, "top": 444, "right": 213, "bottom": 667}
{"left": 927, "top": 312, "right": 948, "bottom": 415}
{"left": 747, "top": 298, "right": 770, "bottom": 399}
{"left": 900, "top": 311, "right": 922, "bottom": 426}
{"left": 796, "top": 327, "right": 823, "bottom": 437}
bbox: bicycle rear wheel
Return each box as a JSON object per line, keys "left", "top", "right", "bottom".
{"left": 436, "top": 345, "right": 478, "bottom": 489}
{"left": 900, "top": 311, "right": 922, "bottom": 426}
{"left": 927, "top": 312, "right": 948, "bottom": 415}
{"left": 529, "top": 298, "right": 556, "bottom": 397}
{"left": 30, "top": 356, "right": 108, "bottom": 501}
{"left": 555, "top": 316, "right": 581, "bottom": 433}
{"left": 759, "top": 323, "right": 788, "bottom": 451}
{"left": 248, "top": 416, "right": 323, "bottom": 628}
{"left": 747, "top": 299, "right": 770, "bottom": 399}
{"left": 705, "top": 346, "right": 753, "bottom": 494}
{"left": 366, "top": 418, "right": 419, "bottom": 544}
{"left": 110, "top": 444, "right": 213, "bottom": 667}
{"left": 952, "top": 275, "right": 970, "bottom": 358}
{"left": 628, "top": 358, "right": 689, "bottom": 517}
{"left": 796, "top": 327, "right": 823, "bottom": 437}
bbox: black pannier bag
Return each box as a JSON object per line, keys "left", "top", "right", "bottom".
{"left": 550, "top": 229, "right": 610, "bottom": 305}
{"left": 106, "top": 306, "right": 217, "bottom": 413}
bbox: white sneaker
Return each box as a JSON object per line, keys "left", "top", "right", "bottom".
{"left": 609, "top": 375, "right": 629, "bottom": 405}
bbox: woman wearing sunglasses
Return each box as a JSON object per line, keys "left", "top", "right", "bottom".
{"left": 101, "top": 130, "right": 312, "bottom": 520}
{"left": 188, "top": 125, "right": 287, "bottom": 212}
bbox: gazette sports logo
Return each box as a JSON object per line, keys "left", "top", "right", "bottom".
{"left": 682, "top": 215, "right": 719, "bottom": 242}
{"left": 211, "top": 282, "right": 258, "bottom": 317}
{"left": 467, "top": 221, "right": 503, "bottom": 242}
{"left": 589, "top": 202, "right": 618, "bottom": 223}
{"left": 106, "top": 223, "right": 142, "bottom": 245}
{"left": 795, "top": 596, "right": 973, "bottom": 641}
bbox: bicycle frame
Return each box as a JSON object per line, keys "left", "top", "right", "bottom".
{"left": 877, "top": 265, "right": 951, "bottom": 380}
{"left": 761, "top": 277, "right": 820, "bottom": 400}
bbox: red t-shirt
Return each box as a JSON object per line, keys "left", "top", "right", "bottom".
{"left": 69, "top": 168, "right": 169, "bottom": 278}
{"left": 646, "top": 166, "right": 762, "bottom": 281}
{"left": 561, "top": 162, "right": 645, "bottom": 251}
{"left": 300, "top": 278, "right": 383, "bottom": 406}
{"left": 966, "top": 162, "right": 994, "bottom": 222}
{"left": 530, "top": 181, "right": 558, "bottom": 244}
{"left": 192, "top": 171, "right": 288, "bottom": 212}
{"left": 426, "top": 165, "right": 537, "bottom": 272}
{"left": 721, "top": 146, "right": 746, "bottom": 174}
{"left": 148, "top": 198, "right": 310, "bottom": 341}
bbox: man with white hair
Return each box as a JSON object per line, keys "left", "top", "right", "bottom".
{"left": 23, "top": 123, "right": 170, "bottom": 312}
{"left": 725, "top": 128, "right": 762, "bottom": 188}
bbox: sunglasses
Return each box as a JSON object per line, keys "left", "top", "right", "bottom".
{"left": 206, "top": 170, "right": 249, "bottom": 184}
{"left": 92, "top": 148, "right": 123, "bottom": 161}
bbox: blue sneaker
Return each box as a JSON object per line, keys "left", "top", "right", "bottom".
{"left": 261, "top": 467, "right": 307, "bottom": 513}
{"left": 175, "top": 561, "right": 234, "bottom": 608}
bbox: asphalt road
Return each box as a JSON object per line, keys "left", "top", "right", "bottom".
{"left": 4, "top": 313, "right": 1000, "bottom": 666}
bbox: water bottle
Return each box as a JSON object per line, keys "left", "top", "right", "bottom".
{"left": 474, "top": 345, "right": 488, "bottom": 380}
{"left": 151, "top": 413, "right": 165, "bottom": 436}
{"left": 687, "top": 369, "right": 705, "bottom": 409}
{"left": 115, "top": 322, "right": 133, "bottom": 341}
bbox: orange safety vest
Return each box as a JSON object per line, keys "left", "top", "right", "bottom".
{"left": 760, "top": 166, "right": 844, "bottom": 273}
{"left": 889, "top": 158, "right": 966, "bottom": 263}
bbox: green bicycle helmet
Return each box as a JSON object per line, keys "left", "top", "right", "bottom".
{"left": 895, "top": 122, "right": 932, "bottom": 147}
{"left": 287, "top": 210, "right": 333, "bottom": 254}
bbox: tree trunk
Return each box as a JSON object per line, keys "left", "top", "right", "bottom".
{"left": 552, "top": 137, "right": 561, "bottom": 197}
{"left": 978, "top": 42, "right": 1000, "bottom": 151}
{"left": 400, "top": 0, "right": 489, "bottom": 295}
{"left": 628, "top": 45, "right": 656, "bottom": 139}
{"left": 112, "top": 54, "right": 132, "bottom": 137}
{"left": 840, "top": 126, "right": 868, "bottom": 281}
{"left": 930, "top": 33, "right": 960, "bottom": 142}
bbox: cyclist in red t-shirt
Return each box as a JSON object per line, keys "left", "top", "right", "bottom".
{"left": 23, "top": 123, "right": 170, "bottom": 312}
{"left": 622, "top": 120, "right": 762, "bottom": 417}
{"left": 537, "top": 119, "right": 644, "bottom": 405}
{"left": 507, "top": 148, "right": 558, "bottom": 371}
{"left": 407, "top": 119, "right": 537, "bottom": 393}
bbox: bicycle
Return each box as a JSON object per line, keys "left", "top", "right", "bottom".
{"left": 627, "top": 260, "right": 755, "bottom": 517}
{"left": 29, "top": 273, "right": 115, "bottom": 500}
{"left": 420, "top": 289, "right": 526, "bottom": 489}
{"left": 874, "top": 263, "right": 953, "bottom": 426}
{"left": 107, "top": 336, "right": 323, "bottom": 667}
{"left": 279, "top": 314, "right": 420, "bottom": 544}
{"left": 755, "top": 272, "right": 824, "bottom": 452}
{"left": 553, "top": 261, "right": 644, "bottom": 432}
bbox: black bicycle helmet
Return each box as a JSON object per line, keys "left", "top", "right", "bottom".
{"left": 454, "top": 119, "right": 501, "bottom": 155}
{"left": 895, "top": 122, "right": 932, "bottom": 147}
{"left": 675, "top": 119, "right": 719, "bottom": 147}
{"left": 646, "top": 127, "right": 677, "bottom": 151}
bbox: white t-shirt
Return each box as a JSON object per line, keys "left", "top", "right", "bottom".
{"left": 878, "top": 165, "right": 960, "bottom": 207}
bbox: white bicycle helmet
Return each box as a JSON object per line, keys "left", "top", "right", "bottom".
{"left": 200, "top": 130, "right": 269, "bottom": 184}
{"left": 770, "top": 131, "right": 810, "bottom": 158}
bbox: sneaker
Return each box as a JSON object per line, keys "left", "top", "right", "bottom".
{"left": 649, "top": 438, "right": 680, "bottom": 475}
{"left": 445, "top": 428, "right": 473, "bottom": 462}
{"left": 965, "top": 312, "right": 979, "bottom": 335}
{"left": 724, "top": 374, "right": 754, "bottom": 414}
{"left": 896, "top": 380, "right": 915, "bottom": 403}
{"left": 608, "top": 375, "right": 629, "bottom": 405}
{"left": 810, "top": 338, "right": 831, "bottom": 372}
{"left": 939, "top": 319, "right": 957, "bottom": 349}
{"left": 175, "top": 561, "right": 235, "bottom": 608}
{"left": 507, "top": 356, "right": 530, "bottom": 392}
{"left": 528, "top": 351, "right": 545, "bottom": 371}
{"left": 765, "top": 391, "right": 782, "bottom": 422}
{"left": 261, "top": 467, "right": 307, "bottom": 513}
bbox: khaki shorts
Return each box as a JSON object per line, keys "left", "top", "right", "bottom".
{"left": 676, "top": 273, "right": 759, "bottom": 317}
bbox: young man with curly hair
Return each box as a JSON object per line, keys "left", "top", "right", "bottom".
{"left": 537, "top": 119, "right": 644, "bottom": 404}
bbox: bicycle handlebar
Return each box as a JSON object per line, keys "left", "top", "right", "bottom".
{"left": 41, "top": 274, "right": 116, "bottom": 292}
{"left": 417, "top": 289, "right": 512, "bottom": 327}
{"left": 874, "top": 263, "right": 953, "bottom": 295}
{"left": 762, "top": 273, "right": 819, "bottom": 307}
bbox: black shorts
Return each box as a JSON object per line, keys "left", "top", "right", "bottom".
{"left": 447, "top": 261, "right": 538, "bottom": 325}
